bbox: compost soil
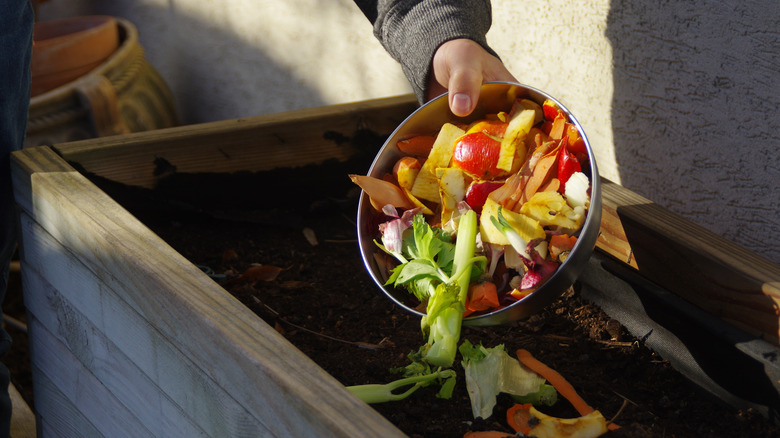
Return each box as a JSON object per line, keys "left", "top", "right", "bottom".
{"left": 47, "top": 178, "right": 775, "bottom": 438}
{"left": 5, "top": 150, "right": 779, "bottom": 437}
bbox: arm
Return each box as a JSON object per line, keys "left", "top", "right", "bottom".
{"left": 354, "top": 0, "right": 516, "bottom": 116}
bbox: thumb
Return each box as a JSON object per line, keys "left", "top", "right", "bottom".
{"left": 447, "top": 68, "right": 482, "bottom": 117}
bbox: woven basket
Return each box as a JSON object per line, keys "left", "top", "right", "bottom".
{"left": 26, "top": 17, "right": 178, "bottom": 147}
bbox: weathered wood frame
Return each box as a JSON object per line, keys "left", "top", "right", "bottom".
{"left": 12, "top": 95, "right": 780, "bottom": 436}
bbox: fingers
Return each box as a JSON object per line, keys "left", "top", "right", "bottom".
{"left": 428, "top": 39, "right": 518, "bottom": 117}
{"left": 446, "top": 50, "right": 484, "bottom": 117}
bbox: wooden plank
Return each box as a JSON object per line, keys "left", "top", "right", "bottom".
{"left": 596, "top": 178, "right": 780, "bottom": 345}
{"left": 52, "top": 95, "right": 419, "bottom": 189}
{"left": 18, "top": 212, "right": 256, "bottom": 437}
{"left": 38, "top": 417, "right": 62, "bottom": 438}
{"left": 11, "top": 145, "right": 405, "bottom": 437}
{"left": 31, "top": 370, "right": 101, "bottom": 438}
{"left": 14, "top": 159, "right": 274, "bottom": 436}
{"left": 594, "top": 180, "right": 638, "bottom": 269}
{"left": 27, "top": 317, "right": 155, "bottom": 438}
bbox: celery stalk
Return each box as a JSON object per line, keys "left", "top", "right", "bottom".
{"left": 422, "top": 210, "right": 479, "bottom": 367}
{"left": 379, "top": 207, "right": 484, "bottom": 369}
{"left": 346, "top": 369, "right": 456, "bottom": 404}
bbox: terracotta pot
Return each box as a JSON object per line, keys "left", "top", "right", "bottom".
{"left": 26, "top": 17, "right": 178, "bottom": 147}
{"left": 31, "top": 15, "right": 119, "bottom": 96}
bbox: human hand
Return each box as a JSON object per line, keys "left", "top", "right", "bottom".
{"left": 427, "top": 38, "right": 517, "bottom": 117}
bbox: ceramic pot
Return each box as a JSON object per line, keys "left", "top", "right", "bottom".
{"left": 31, "top": 15, "right": 120, "bottom": 96}
{"left": 26, "top": 17, "right": 178, "bottom": 147}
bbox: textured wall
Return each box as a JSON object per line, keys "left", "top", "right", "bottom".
{"left": 38, "top": 0, "right": 412, "bottom": 122}
{"left": 38, "top": 0, "right": 780, "bottom": 264}
{"left": 491, "top": 1, "right": 780, "bottom": 264}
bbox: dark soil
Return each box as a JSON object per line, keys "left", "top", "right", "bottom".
{"left": 103, "top": 190, "right": 778, "bottom": 438}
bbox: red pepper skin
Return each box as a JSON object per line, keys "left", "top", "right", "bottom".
{"left": 465, "top": 181, "right": 504, "bottom": 213}
{"left": 556, "top": 136, "right": 581, "bottom": 192}
{"left": 542, "top": 99, "right": 565, "bottom": 122}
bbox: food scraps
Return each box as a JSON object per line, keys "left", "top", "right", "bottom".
{"left": 350, "top": 96, "right": 592, "bottom": 318}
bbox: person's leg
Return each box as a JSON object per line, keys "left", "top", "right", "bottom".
{"left": 0, "top": 1, "right": 35, "bottom": 436}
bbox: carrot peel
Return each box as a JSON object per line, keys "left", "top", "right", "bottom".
{"left": 516, "top": 348, "right": 593, "bottom": 416}
{"left": 516, "top": 348, "right": 620, "bottom": 431}
{"left": 397, "top": 135, "right": 436, "bottom": 157}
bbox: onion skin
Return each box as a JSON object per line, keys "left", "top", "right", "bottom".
{"left": 349, "top": 174, "right": 416, "bottom": 211}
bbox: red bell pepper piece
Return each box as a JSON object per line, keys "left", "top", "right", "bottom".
{"left": 556, "top": 136, "right": 581, "bottom": 191}
{"left": 542, "top": 99, "right": 565, "bottom": 122}
{"left": 465, "top": 181, "right": 504, "bottom": 213}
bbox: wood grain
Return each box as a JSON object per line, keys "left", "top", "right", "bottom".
{"left": 596, "top": 178, "right": 780, "bottom": 345}
{"left": 19, "top": 218, "right": 214, "bottom": 437}
{"left": 12, "top": 146, "right": 405, "bottom": 437}
{"left": 29, "top": 318, "right": 154, "bottom": 438}
{"left": 31, "top": 370, "right": 105, "bottom": 438}
{"left": 53, "top": 94, "right": 419, "bottom": 189}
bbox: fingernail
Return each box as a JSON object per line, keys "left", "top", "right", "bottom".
{"left": 451, "top": 93, "right": 471, "bottom": 116}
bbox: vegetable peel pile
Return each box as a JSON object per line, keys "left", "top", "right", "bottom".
{"left": 347, "top": 95, "right": 609, "bottom": 436}
{"left": 459, "top": 347, "right": 618, "bottom": 438}
{"left": 351, "top": 97, "right": 592, "bottom": 323}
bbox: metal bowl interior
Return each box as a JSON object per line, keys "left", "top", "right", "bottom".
{"left": 357, "top": 82, "right": 601, "bottom": 326}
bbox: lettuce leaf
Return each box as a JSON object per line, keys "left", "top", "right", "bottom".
{"left": 460, "top": 340, "right": 547, "bottom": 419}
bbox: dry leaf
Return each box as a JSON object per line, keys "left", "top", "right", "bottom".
{"left": 228, "top": 264, "right": 283, "bottom": 284}
{"left": 222, "top": 249, "right": 239, "bottom": 263}
{"left": 280, "top": 280, "right": 309, "bottom": 289}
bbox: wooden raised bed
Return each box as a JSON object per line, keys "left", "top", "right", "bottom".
{"left": 11, "top": 95, "right": 780, "bottom": 436}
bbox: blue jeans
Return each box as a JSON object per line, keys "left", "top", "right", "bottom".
{"left": 1, "top": 0, "right": 34, "bottom": 436}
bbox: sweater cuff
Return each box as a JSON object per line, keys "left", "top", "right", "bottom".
{"left": 372, "top": 0, "right": 497, "bottom": 103}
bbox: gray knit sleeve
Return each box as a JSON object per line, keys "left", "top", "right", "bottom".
{"left": 354, "top": 0, "right": 497, "bottom": 103}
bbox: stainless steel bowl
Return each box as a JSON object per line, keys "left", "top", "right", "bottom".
{"left": 357, "top": 82, "right": 602, "bottom": 326}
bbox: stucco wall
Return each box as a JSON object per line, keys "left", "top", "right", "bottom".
{"left": 38, "top": 0, "right": 780, "bottom": 264}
